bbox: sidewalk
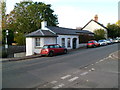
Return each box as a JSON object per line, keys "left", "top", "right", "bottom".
{"left": 110, "top": 50, "right": 120, "bottom": 59}
{"left": 1, "top": 44, "right": 87, "bottom": 62}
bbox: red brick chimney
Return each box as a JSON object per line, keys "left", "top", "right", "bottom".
{"left": 94, "top": 14, "right": 98, "bottom": 22}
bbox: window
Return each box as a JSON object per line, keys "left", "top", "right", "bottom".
{"left": 67, "top": 38, "right": 71, "bottom": 47}
{"left": 55, "top": 45, "right": 60, "bottom": 48}
{"left": 43, "top": 45, "right": 48, "bottom": 49}
{"left": 49, "top": 45, "right": 55, "bottom": 48}
{"left": 35, "top": 38, "right": 40, "bottom": 47}
{"left": 61, "top": 38, "right": 65, "bottom": 47}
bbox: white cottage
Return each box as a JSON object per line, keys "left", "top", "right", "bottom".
{"left": 81, "top": 15, "right": 108, "bottom": 39}
{"left": 26, "top": 21, "right": 94, "bottom": 56}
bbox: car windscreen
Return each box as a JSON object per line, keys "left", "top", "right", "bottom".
{"left": 88, "top": 41, "right": 93, "bottom": 43}
{"left": 98, "top": 40, "right": 103, "bottom": 42}
{"left": 43, "top": 46, "right": 49, "bottom": 49}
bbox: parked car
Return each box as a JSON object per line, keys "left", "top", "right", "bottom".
{"left": 40, "top": 44, "right": 67, "bottom": 56}
{"left": 87, "top": 40, "right": 100, "bottom": 48}
{"left": 113, "top": 38, "right": 119, "bottom": 43}
{"left": 106, "top": 39, "right": 113, "bottom": 44}
{"left": 98, "top": 40, "right": 107, "bottom": 46}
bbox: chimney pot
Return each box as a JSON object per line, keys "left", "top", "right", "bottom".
{"left": 94, "top": 14, "right": 98, "bottom": 22}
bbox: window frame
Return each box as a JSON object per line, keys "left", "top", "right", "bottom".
{"left": 61, "top": 38, "right": 65, "bottom": 48}
{"left": 67, "top": 38, "right": 71, "bottom": 48}
{"left": 35, "top": 38, "right": 40, "bottom": 47}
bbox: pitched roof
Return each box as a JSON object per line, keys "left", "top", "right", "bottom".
{"left": 26, "top": 29, "right": 58, "bottom": 37}
{"left": 47, "top": 26, "right": 93, "bottom": 35}
{"left": 26, "top": 26, "right": 94, "bottom": 37}
{"left": 81, "top": 19, "right": 108, "bottom": 30}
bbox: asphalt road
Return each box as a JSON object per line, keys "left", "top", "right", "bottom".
{"left": 2, "top": 43, "right": 119, "bottom": 88}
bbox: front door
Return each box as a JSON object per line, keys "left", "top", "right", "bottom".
{"left": 73, "top": 38, "right": 77, "bottom": 49}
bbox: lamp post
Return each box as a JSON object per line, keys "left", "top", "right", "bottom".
{"left": 5, "top": 30, "right": 8, "bottom": 49}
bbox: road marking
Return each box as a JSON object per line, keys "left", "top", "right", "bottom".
{"left": 96, "top": 62, "right": 98, "bottom": 63}
{"left": 61, "top": 75, "right": 71, "bottom": 80}
{"left": 51, "top": 81, "right": 57, "bottom": 84}
{"left": 80, "top": 72, "right": 88, "bottom": 75}
{"left": 52, "top": 83, "right": 64, "bottom": 89}
{"left": 73, "top": 70, "right": 80, "bottom": 74}
{"left": 84, "top": 67, "right": 88, "bottom": 68}
{"left": 100, "top": 60, "right": 103, "bottom": 62}
{"left": 89, "top": 70, "right": 92, "bottom": 71}
{"left": 91, "top": 64, "right": 94, "bottom": 65}
{"left": 86, "top": 80, "right": 89, "bottom": 82}
{"left": 89, "top": 68, "right": 95, "bottom": 71}
{"left": 68, "top": 77, "right": 79, "bottom": 82}
{"left": 91, "top": 68, "right": 95, "bottom": 71}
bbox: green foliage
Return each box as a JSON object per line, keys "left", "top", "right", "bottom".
{"left": 2, "top": 51, "right": 8, "bottom": 58}
{"left": 1, "top": 1, "right": 7, "bottom": 30}
{"left": 116, "top": 20, "right": 120, "bottom": 27}
{"left": 107, "top": 23, "right": 120, "bottom": 38}
{"left": 3, "top": 1, "right": 58, "bottom": 45}
{"left": 2, "top": 30, "right": 14, "bottom": 45}
{"left": 94, "top": 29, "right": 106, "bottom": 40}
{"left": 79, "top": 35, "right": 94, "bottom": 43}
{"left": 14, "top": 33, "right": 26, "bottom": 45}
{"left": 7, "top": 1, "right": 58, "bottom": 34}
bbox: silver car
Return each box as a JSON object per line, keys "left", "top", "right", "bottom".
{"left": 98, "top": 40, "right": 107, "bottom": 46}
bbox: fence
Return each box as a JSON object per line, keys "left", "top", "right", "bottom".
{"left": 2, "top": 45, "right": 26, "bottom": 58}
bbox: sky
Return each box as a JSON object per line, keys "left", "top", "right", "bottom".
{"left": 6, "top": 0, "right": 119, "bottom": 29}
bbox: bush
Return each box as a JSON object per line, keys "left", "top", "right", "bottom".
{"left": 2, "top": 51, "right": 8, "bottom": 58}
{"left": 14, "top": 33, "right": 26, "bottom": 45}
{"left": 94, "top": 29, "right": 106, "bottom": 40}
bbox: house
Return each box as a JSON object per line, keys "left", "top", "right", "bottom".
{"left": 26, "top": 21, "right": 94, "bottom": 56}
{"left": 81, "top": 15, "right": 108, "bottom": 39}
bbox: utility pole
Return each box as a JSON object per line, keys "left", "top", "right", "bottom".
{"left": 5, "top": 29, "right": 8, "bottom": 49}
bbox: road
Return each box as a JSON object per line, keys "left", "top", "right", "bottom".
{"left": 2, "top": 43, "right": 119, "bottom": 88}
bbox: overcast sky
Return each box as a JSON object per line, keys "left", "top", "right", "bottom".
{"left": 6, "top": 0, "right": 119, "bottom": 29}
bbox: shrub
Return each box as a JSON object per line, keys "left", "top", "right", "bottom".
{"left": 2, "top": 51, "right": 8, "bottom": 58}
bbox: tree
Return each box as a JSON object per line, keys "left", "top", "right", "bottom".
{"left": 107, "top": 23, "right": 120, "bottom": 38}
{"left": 7, "top": 1, "right": 58, "bottom": 34}
{"left": 5, "top": 1, "right": 58, "bottom": 45}
{"left": 1, "top": 0, "right": 6, "bottom": 30}
{"left": 116, "top": 20, "right": 120, "bottom": 27}
{"left": 14, "top": 33, "right": 26, "bottom": 45}
{"left": 94, "top": 29, "right": 106, "bottom": 40}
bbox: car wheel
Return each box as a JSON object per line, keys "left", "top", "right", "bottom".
{"left": 64, "top": 49, "right": 67, "bottom": 54}
{"left": 48, "top": 51, "right": 53, "bottom": 57}
{"left": 93, "top": 45, "right": 96, "bottom": 48}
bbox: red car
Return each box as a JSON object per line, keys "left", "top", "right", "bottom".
{"left": 40, "top": 44, "right": 67, "bottom": 56}
{"left": 87, "top": 40, "right": 100, "bottom": 48}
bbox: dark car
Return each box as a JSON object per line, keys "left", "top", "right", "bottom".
{"left": 87, "top": 40, "right": 100, "bottom": 48}
{"left": 40, "top": 44, "right": 67, "bottom": 56}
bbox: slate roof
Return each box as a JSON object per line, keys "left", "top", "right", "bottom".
{"left": 26, "top": 29, "right": 58, "bottom": 37}
{"left": 26, "top": 26, "right": 94, "bottom": 37}
{"left": 47, "top": 26, "right": 94, "bottom": 35}
{"left": 81, "top": 19, "right": 108, "bottom": 30}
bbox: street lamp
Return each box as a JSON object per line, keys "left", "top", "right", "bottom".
{"left": 5, "top": 30, "right": 8, "bottom": 49}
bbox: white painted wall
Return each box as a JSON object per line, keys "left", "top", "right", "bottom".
{"left": 83, "top": 21, "right": 108, "bottom": 39}
{"left": 26, "top": 37, "right": 57, "bottom": 56}
{"left": 26, "top": 37, "right": 35, "bottom": 56}
{"left": 43, "top": 37, "right": 57, "bottom": 45}
{"left": 84, "top": 21, "right": 106, "bottom": 32}
{"left": 57, "top": 35, "right": 79, "bottom": 49}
